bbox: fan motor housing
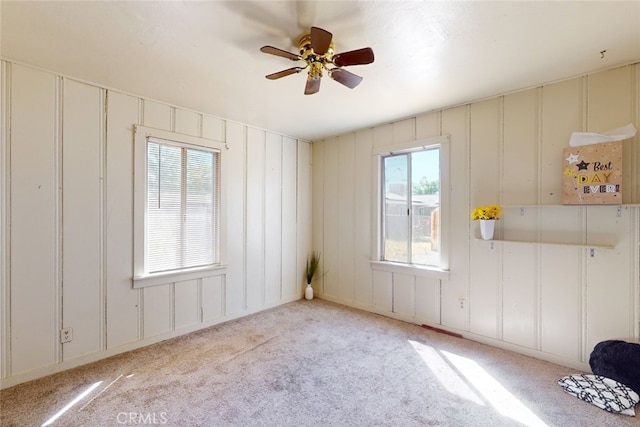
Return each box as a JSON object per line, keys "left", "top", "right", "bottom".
{"left": 298, "top": 34, "right": 334, "bottom": 61}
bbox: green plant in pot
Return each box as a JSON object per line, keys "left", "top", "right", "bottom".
{"left": 305, "top": 251, "right": 321, "bottom": 300}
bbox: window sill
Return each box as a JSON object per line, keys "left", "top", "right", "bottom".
{"left": 133, "top": 264, "right": 228, "bottom": 288}
{"left": 369, "top": 260, "right": 450, "bottom": 280}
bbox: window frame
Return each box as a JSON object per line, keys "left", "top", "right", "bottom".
{"left": 133, "top": 125, "right": 227, "bottom": 288}
{"left": 372, "top": 136, "right": 450, "bottom": 275}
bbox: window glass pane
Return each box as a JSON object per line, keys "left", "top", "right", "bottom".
{"left": 185, "top": 149, "right": 215, "bottom": 267}
{"left": 411, "top": 148, "right": 440, "bottom": 266}
{"left": 147, "top": 142, "right": 182, "bottom": 273}
{"left": 383, "top": 154, "right": 409, "bottom": 263}
{"left": 145, "top": 140, "right": 218, "bottom": 274}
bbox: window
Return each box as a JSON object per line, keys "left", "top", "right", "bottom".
{"left": 375, "top": 136, "right": 449, "bottom": 271}
{"left": 146, "top": 139, "right": 218, "bottom": 272}
{"left": 134, "top": 126, "right": 226, "bottom": 287}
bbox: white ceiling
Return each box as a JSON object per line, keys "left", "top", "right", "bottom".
{"left": 2, "top": 1, "right": 640, "bottom": 141}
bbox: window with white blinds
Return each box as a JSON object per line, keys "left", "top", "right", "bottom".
{"left": 145, "top": 137, "right": 219, "bottom": 274}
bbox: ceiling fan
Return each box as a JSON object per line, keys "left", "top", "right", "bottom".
{"left": 260, "top": 26, "right": 374, "bottom": 95}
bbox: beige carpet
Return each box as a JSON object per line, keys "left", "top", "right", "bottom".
{"left": 1, "top": 299, "right": 639, "bottom": 426}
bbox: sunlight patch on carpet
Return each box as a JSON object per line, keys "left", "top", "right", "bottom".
{"left": 41, "top": 381, "right": 103, "bottom": 426}
{"left": 441, "top": 350, "right": 548, "bottom": 427}
{"left": 408, "top": 340, "right": 484, "bottom": 405}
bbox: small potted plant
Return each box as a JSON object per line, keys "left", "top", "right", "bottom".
{"left": 305, "top": 251, "right": 321, "bottom": 300}
{"left": 471, "top": 204, "right": 502, "bottom": 240}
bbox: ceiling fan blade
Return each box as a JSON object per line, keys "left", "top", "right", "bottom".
{"left": 330, "top": 68, "right": 363, "bottom": 89}
{"left": 310, "top": 26, "right": 333, "bottom": 55}
{"left": 260, "top": 46, "right": 301, "bottom": 61}
{"left": 304, "top": 78, "right": 321, "bottom": 95}
{"left": 333, "top": 47, "right": 375, "bottom": 67}
{"left": 266, "top": 67, "right": 306, "bottom": 80}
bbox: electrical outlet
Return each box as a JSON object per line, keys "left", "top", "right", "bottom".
{"left": 60, "top": 327, "right": 73, "bottom": 344}
{"left": 458, "top": 299, "right": 465, "bottom": 310}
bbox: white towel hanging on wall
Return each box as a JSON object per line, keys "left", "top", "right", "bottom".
{"left": 569, "top": 123, "right": 637, "bottom": 147}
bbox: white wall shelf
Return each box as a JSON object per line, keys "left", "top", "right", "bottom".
{"left": 474, "top": 238, "right": 615, "bottom": 250}
{"left": 501, "top": 204, "right": 640, "bottom": 208}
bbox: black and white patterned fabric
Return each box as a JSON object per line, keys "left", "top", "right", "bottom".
{"left": 558, "top": 374, "right": 639, "bottom": 416}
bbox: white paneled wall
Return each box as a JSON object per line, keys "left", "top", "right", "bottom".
{"left": 312, "top": 63, "right": 640, "bottom": 370}
{"left": 0, "top": 61, "right": 311, "bottom": 387}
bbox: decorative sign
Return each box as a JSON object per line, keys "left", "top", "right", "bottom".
{"left": 562, "top": 141, "right": 622, "bottom": 204}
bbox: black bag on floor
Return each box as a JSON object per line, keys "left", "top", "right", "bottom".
{"left": 589, "top": 340, "right": 640, "bottom": 394}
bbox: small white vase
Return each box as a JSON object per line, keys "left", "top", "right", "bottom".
{"left": 480, "top": 219, "right": 496, "bottom": 240}
{"left": 305, "top": 283, "right": 314, "bottom": 300}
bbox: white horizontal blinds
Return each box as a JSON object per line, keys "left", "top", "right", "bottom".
{"left": 147, "top": 141, "right": 181, "bottom": 273}
{"left": 146, "top": 138, "right": 218, "bottom": 274}
{"left": 185, "top": 148, "right": 217, "bottom": 267}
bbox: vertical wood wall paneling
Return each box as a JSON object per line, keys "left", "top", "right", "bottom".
{"left": 1, "top": 61, "right": 314, "bottom": 387}
{"left": 225, "top": 122, "right": 247, "bottom": 314}
{"left": 540, "top": 242, "right": 583, "bottom": 360}
{"left": 635, "top": 64, "right": 640, "bottom": 202}
{"left": 246, "top": 127, "right": 265, "bottom": 308}
{"left": 264, "top": 132, "right": 283, "bottom": 305}
{"left": 415, "top": 276, "right": 440, "bottom": 325}
{"left": 469, "top": 99, "right": 502, "bottom": 339}
{"left": 309, "top": 62, "right": 639, "bottom": 371}
{"left": 585, "top": 66, "right": 636, "bottom": 355}
{"left": 501, "top": 89, "right": 539, "bottom": 349}
{"left": 354, "top": 129, "right": 374, "bottom": 306}
{"left": 202, "top": 275, "right": 224, "bottom": 321}
{"left": 588, "top": 66, "right": 634, "bottom": 203}
{"left": 311, "top": 140, "right": 324, "bottom": 294}
{"left": 10, "top": 64, "right": 59, "bottom": 374}
{"left": 585, "top": 206, "right": 633, "bottom": 354}
{"left": 202, "top": 115, "right": 225, "bottom": 142}
{"left": 174, "top": 109, "right": 201, "bottom": 137}
{"left": 540, "top": 78, "right": 582, "bottom": 205}
{"left": 142, "top": 100, "right": 172, "bottom": 131}
{"left": 539, "top": 78, "right": 584, "bottom": 359}
{"left": 322, "top": 137, "right": 339, "bottom": 298}
{"left": 440, "top": 106, "right": 470, "bottom": 330}
{"left": 393, "top": 273, "right": 415, "bottom": 317}
{"left": 3, "top": 57, "right": 638, "bottom": 386}
{"left": 502, "top": 89, "right": 539, "bottom": 206}
{"left": 281, "top": 137, "right": 298, "bottom": 299}
{"left": 635, "top": 64, "right": 640, "bottom": 340}
{"left": 392, "top": 118, "right": 416, "bottom": 145}
{"left": 501, "top": 241, "right": 537, "bottom": 348}
{"left": 337, "top": 134, "right": 356, "bottom": 302}
{"left": 296, "top": 141, "right": 313, "bottom": 297}
{"left": 372, "top": 123, "right": 393, "bottom": 151}
{"left": 142, "top": 284, "right": 173, "bottom": 338}
{"left": 62, "top": 79, "right": 103, "bottom": 360}
{"left": 175, "top": 279, "right": 199, "bottom": 330}
{"left": 372, "top": 269, "right": 392, "bottom": 312}
{"left": 0, "top": 61, "right": 9, "bottom": 379}
{"left": 635, "top": 204, "right": 640, "bottom": 340}
{"left": 415, "top": 112, "right": 440, "bottom": 139}
{"left": 141, "top": 100, "right": 173, "bottom": 338}
{"left": 105, "top": 91, "right": 140, "bottom": 348}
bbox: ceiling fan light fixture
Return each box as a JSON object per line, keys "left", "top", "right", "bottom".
{"left": 260, "top": 26, "right": 374, "bottom": 95}
{"left": 308, "top": 61, "right": 324, "bottom": 80}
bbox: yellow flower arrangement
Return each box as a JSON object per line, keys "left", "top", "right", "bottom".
{"left": 471, "top": 205, "right": 502, "bottom": 220}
